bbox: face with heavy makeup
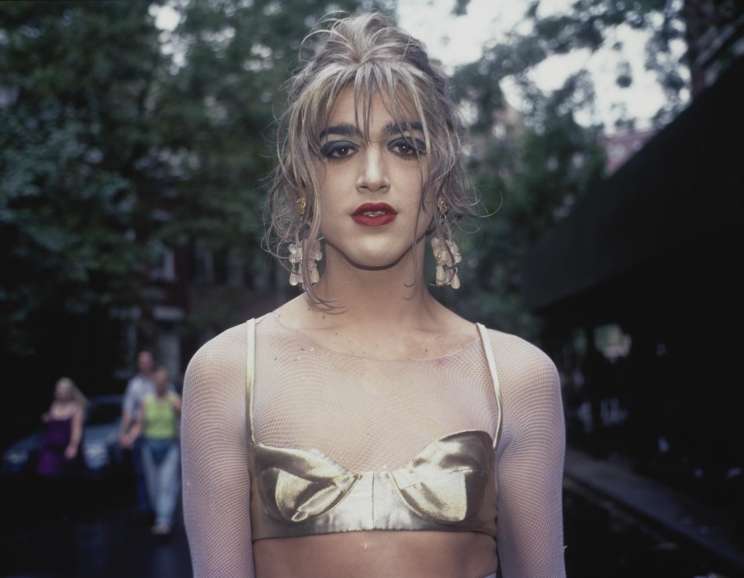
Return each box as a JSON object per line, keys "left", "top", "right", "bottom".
{"left": 314, "top": 87, "right": 435, "bottom": 271}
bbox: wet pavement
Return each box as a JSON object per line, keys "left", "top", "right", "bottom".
{"left": 0, "top": 471, "right": 739, "bottom": 578}
{"left": 0, "top": 477, "right": 191, "bottom": 578}
{"left": 1, "top": 512, "right": 191, "bottom": 578}
{"left": 563, "top": 477, "right": 738, "bottom": 578}
{"left": 565, "top": 447, "right": 744, "bottom": 575}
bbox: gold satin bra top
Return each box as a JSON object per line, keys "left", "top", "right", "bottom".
{"left": 245, "top": 317, "right": 504, "bottom": 542}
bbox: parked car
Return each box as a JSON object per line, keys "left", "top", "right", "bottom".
{"left": 2, "top": 394, "right": 124, "bottom": 479}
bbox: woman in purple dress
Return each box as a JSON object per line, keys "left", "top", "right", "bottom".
{"left": 36, "top": 377, "right": 86, "bottom": 478}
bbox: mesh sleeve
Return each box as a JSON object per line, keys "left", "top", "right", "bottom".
{"left": 494, "top": 334, "right": 567, "bottom": 578}
{"left": 181, "top": 327, "right": 255, "bottom": 578}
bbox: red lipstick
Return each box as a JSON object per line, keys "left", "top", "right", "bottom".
{"left": 351, "top": 202, "right": 397, "bottom": 227}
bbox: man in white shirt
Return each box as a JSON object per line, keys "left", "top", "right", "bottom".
{"left": 120, "top": 350, "right": 156, "bottom": 516}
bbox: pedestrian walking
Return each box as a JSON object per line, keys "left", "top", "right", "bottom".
{"left": 124, "top": 366, "right": 182, "bottom": 536}
{"left": 36, "top": 376, "right": 87, "bottom": 519}
{"left": 119, "top": 350, "right": 156, "bottom": 519}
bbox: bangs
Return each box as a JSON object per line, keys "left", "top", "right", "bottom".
{"left": 296, "top": 62, "right": 432, "bottom": 161}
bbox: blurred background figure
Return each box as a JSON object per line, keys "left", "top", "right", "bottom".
{"left": 36, "top": 377, "right": 86, "bottom": 479}
{"left": 34, "top": 376, "right": 87, "bottom": 521}
{"left": 119, "top": 350, "right": 156, "bottom": 520}
{"left": 123, "top": 366, "right": 182, "bottom": 536}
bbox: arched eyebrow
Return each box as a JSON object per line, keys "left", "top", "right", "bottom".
{"left": 319, "top": 123, "right": 359, "bottom": 139}
{"left": 319, "top": 121, "right": 423, "bottom": 139}
{"left": 383, "top": 121, "right": 423, "bottom": 136}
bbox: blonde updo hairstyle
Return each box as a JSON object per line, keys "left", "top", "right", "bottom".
{"left": 265, "top": 12, "right": 477, "bottom": 309}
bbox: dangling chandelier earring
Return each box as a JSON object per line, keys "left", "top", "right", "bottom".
{"left": 431, "top": 196, "right": 462, "bottom": 289}
{"left": 288, "top": 195, "right": 323, "bottom": 288}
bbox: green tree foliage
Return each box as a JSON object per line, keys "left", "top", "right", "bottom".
{"left": 454, "top": 0, "right": 690, "bottom": 124}
{"left": 0, "top": 0, "right": 399, "bottom": 445}
{"left": 0, "top": 2, "right": 171, "bottom": 355}
{"left": 524, "top": 0, "right": 689, "bottom": 124}
{"left": 448, "top": 67, "right": 606, "bottom": 338}
{"left": 0, "top": 0, "right": 396, "bottom": 357}
{"left": 443, "top": 0, "right": 690, "bottom": 336}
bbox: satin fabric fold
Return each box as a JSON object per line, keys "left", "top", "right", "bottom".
{"left": 250, "top": 430, "right": 498, "bottom": 540}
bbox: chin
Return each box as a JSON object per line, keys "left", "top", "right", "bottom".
{"left": 333, "top": 245, "right": 412, "bottom": 271}
{"left": 324, "top": 231, "right": 426, "bottom": 271}
{"left": 347, "top": 253, "right": 407, "bottom": 271}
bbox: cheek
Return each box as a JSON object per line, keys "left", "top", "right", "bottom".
{"left": 317, "top": 166, "right": 356, "bottom": 212}
{"left": 399, "top": 166, "right": 429, "bottom": 209}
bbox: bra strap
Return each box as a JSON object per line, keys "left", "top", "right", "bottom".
{"left": 246, "top": 317, "right": 257, "bottom": 444}
{"left": 476, "top": 323, "right": 504, "bottom": 450}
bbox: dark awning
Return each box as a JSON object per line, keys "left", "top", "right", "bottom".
{"left": 522, "top": 57, "right": 744, "bottom": 312}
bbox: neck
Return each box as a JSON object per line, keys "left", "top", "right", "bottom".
{"left": 304, "top": 239, "right": 442, "bottom": 331}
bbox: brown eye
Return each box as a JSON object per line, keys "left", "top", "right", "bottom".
{"left": 320, "top": 141, "right": 357, "bottom": 159}
{"left": 390, "top": 138, "right": 426, "bottom": 157}
{"left": 397, "top": 142, "right": 414, "bottom": 155}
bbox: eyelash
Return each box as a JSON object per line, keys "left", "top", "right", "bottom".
{"left": 320, "top": 141, "right": 357, "bottom": 159}
{"left": 320, "top": 138, "right": 427, "bottom": 160}
{"left": 391, "top": 138, "right": 427, "bottom": 157}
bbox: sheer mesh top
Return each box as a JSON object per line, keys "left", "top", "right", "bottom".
{"left": 182, "top": 310, "right": 567, "bottom": 577}
{"left": 246, "top": 316, "right": 502, "bottom": 541}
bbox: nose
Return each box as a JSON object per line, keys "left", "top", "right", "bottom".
{"left": 356, "top": 144, "right": 390, "bottom": 193}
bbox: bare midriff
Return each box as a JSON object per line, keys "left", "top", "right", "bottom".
{"left": 253, "top": 530, "right": 498, "bottom": 578}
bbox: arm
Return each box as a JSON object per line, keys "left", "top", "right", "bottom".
{"left": 65, "top": 407, "right": 84, "bottom": 459}
{"left": 496, "top": 342, "right": 567, "bottom": 578}
{"left": 169, "top": 391, "right": 182, "bottom": 413}
{"left": 181, "top": 333, "right": 255, "bottom": 578}
{"left": 123, "top": 412, "right": 142, "bottom": 447}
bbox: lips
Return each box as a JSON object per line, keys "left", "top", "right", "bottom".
{"left": 352, "top": 202, "right": 397, "bottom": 216}
{"left": 351, "top": 202, "right": 397, "bottom": 227}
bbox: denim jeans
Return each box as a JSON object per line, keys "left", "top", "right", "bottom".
{"left": 141, "top": 438, "right": 180, "bottom": 527}
{"left": 133, "top": 436, "right": 150, "bottom": 513}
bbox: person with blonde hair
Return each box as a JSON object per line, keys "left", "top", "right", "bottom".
{"left": 182, "top": 12, "right": 566, "bottom": 578}
{"left": 37, "top": 377, "right": 87, "bottom": 477}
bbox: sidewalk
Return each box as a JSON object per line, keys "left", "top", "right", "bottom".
{"left": 564, "top": 446, "right": 744, "bottom": 573}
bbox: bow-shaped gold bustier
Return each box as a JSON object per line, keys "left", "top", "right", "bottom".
{"left": 250, "top": 430, "right": 499, "bottom": 541}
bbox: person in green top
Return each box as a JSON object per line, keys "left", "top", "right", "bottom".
{"left": 125, "top": 366, "right": 182, "bottom": 535}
